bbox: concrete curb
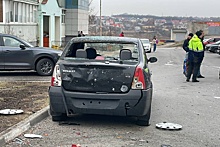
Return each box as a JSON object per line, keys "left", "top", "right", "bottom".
{"left": 0, "top": 106, "right": 49, "bottom": 147}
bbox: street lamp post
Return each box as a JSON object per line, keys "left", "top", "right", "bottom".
{"left": 100, "top": 0, "right": 102, "bottom": 36}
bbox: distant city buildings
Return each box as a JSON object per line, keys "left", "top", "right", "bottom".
{"left": 89, "top": 14, "right": 220, "bottom": 41}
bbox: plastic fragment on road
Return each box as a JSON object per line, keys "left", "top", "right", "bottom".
{"left": 214, "top": 97, "right": 220, "bottom": 99}
{"left": 72, "top": 144, "right": 81, "bottom": 147}
{"left": 161, "top": 144, "right": 172, "bottom": 147}
{"left": 24, "top": 134, "right": 43, "bottom": 138}
{"left": 13, "top": 138, "right": 24, "bottom": 145}
{"left": 156, "top": 122, "right": 182, "bottom": 130}
{"left": 0, "top": 109, "right": 24, "bottom": 115}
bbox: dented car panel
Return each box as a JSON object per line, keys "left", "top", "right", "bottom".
{"left": 61, "top": 63, "right": 135, "bottom": 93}
{"left": 49, "top": 87, "right": 152, "bottom": 116}
{"left": 49, "top": 36, "right": 157, "bottom": 126}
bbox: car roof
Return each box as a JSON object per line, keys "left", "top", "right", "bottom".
{"left": 70, "top": 36, "right": 140, "bottom": 44}
{"left": 0, "top": 33, "right": 17, "bottom": 37}
{"left": 0, "top": 33, "right": 24, "bottom": 40}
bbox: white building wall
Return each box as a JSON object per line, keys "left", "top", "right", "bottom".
{"left": 1, "top": 0, "right": 38, "bottom": 45}
{"left": 0, "top": 24, "right": 37, "bottom": 45}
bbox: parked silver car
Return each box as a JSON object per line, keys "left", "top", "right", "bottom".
{"left": 49, "top": 36, "right": 157, "bottom": 126}
{"left": 141, "top": 39, "right": 151, "bottom": 53}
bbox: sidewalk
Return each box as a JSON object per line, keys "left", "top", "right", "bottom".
{"left": 0, "top": 106, "right": 49, "bottom": 146}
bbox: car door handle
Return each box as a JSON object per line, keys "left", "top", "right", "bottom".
{"left": 4, "top": 50, "right": 10, "bottom": 53}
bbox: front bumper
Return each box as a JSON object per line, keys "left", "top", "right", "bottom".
{"left": 144, "top": 47, "right": 151, "bottom": 52}
{"left": 49, "top": 87, "right": 152, "bottom": 117}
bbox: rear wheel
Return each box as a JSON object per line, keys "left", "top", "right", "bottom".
{"left": 36, "top": 58, "right": 54, "bottom": 76}
{"left": 136, "top": 105, "right": 151, "bottom": 126}
{"left": 52, "top": 114, "right": 67, "bottom": 122}
{"left": 50, "top": 108, "right": 67, "bottom": 122}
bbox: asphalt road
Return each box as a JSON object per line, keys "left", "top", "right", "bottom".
{"left": 6, "top": 47, "right": 220, "bottom": 147}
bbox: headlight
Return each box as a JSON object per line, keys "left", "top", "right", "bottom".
{"left": 58, "top": 52, "right": 62, "bottom": 57}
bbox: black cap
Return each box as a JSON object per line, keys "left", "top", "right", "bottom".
{"left": 188, "top": 33, "right": 194, "bottom": 37}
{"left": 196, "top": 31, "right": 202, "bottom": 37}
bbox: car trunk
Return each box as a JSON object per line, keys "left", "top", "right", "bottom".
{"left": 60, "top": 61, "right": 137, "bottom": 93}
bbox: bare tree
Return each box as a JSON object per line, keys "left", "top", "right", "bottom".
{"left": 88, "top": 0, "right": 98, "bottom": 25}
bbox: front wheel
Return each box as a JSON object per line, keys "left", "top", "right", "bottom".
{"left": 36, "top": 58, "right": 54, "bottom": 76}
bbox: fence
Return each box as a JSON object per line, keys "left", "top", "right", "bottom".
{"left": 51, "top": 41, "right": 69, "bottom": 50}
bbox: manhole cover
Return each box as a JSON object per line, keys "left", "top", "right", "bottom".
{"left": 156, "top": 122, "right": 182, "bottom": 130}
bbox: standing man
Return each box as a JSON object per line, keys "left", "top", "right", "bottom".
{"left": 182, "top": 33, "right": 194, "bottom": 76}
{"left": 81, "top": 31, "right": 85, "bottom": 36}
{"left": 78, "top": 31, "right": 81, "bottom": 37}
{"left": 186, "top": 31, "right": 204, "bottom": 82}
{"left": 197, "top": 30, "right": 205, "bottom": 78}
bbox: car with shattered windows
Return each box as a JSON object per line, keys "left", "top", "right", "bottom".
{"left": 49, "top": 36, "right": 157, "bottom": 126}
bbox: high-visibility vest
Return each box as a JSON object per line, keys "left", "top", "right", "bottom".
{"left": 188, "top": 35, "right": 204, "bottom": 52}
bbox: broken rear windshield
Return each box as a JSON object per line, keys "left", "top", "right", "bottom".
{"left": 61, "top": 42, "right": 139, "bottom": 62}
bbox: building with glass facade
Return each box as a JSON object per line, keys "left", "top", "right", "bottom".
{"left": 65, "top": 0, "right": 89, "bottom": 39}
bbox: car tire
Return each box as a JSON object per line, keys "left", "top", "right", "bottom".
{"left": 52, "top": 114, "right": 67, "bottom": 122}
{"left": 36, "top": 58, "right": 54, "bottom": 76}
{"left": 50, "top": 108, "right": 67, "bottom": 122}
{"left": 136, "top": 105, "right": 151, "bottom": 126}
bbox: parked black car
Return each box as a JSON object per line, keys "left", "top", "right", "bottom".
{"left": 205, "top": 40, "right": 220, "bottom": 53}
{"left": 0, "top": 34, "right": 62, "bottom": 75}
{"left": 49, "top": 36, "right": 157, "bottom": 126}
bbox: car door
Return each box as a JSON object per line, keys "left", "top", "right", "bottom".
{"left": 2, "top": 36, "right": 33, "bottom": 69}
{"left": 0, "top": 46, "right": 3, "bottom": 69}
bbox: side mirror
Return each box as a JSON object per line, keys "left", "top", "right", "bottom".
{"left": 148, "top": 57, "right": 157, "bottom": 63}
{"left": 20, "top": 44, "right": 26, "bottom": 50}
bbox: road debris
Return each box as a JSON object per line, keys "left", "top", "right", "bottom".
{"left": 59, "top": 121, "right": 80, "bottom": 125}
{"left": 156, "top": 122, "right": 182, "bottom": 130}
{"left": 0, "top": 109, "right": 24, "bottom": 115}
{"left": 72, "top": 144, "right": 81, "bottom": 147}
{"left": 13, "top": 137, "right": 24, "bottom": 145}
{"left": 24, "top": 134, "right": 43, "bottom": 138}
{"left": 161, "top": 144, "right": 172, "bottom": 147}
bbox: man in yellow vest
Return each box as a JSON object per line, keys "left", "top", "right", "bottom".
{"left": 186, "top": 31, "right": 204, "bottom": 82}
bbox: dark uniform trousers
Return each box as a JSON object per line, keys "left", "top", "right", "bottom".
{"left": 186, "top": 56, "right": 201, "bottom": 81}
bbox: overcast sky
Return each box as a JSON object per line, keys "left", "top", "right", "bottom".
{"left": 90, "top": 0, "right": 219, "bottom": 17}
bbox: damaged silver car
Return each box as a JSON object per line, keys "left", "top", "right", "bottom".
{"left": 49, "top": 36, "right": 157, "bottom": 126}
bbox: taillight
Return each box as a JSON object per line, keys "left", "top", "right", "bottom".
{"left": 51, "top": 65, "right": 62, "bottom": 87}
{"left": 132, "top": 66, "right": 146, "bottom": 89}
